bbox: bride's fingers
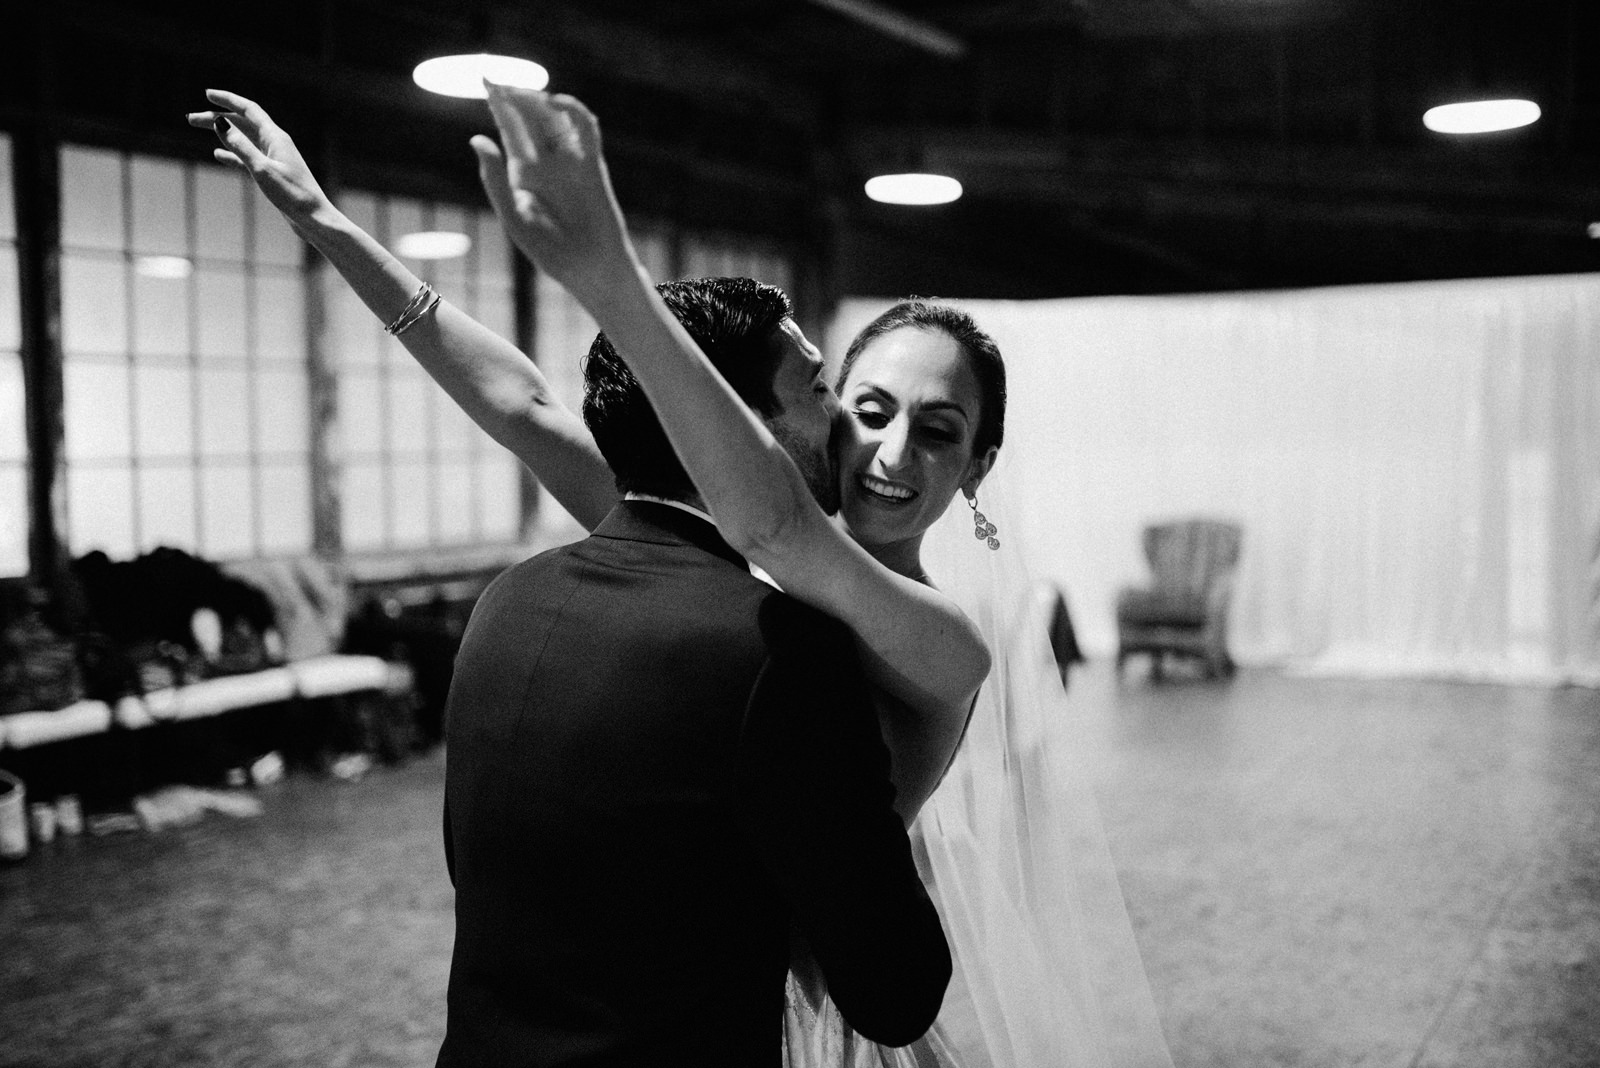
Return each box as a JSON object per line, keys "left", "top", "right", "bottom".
{"left": 212, "top": 115, "right": 273, "bottom": 171}
{"left": 545, "top": 95, "right": 602, "bottom": 156}
{"left": 212, "top": 148, "right": 246, "bottom": 171}
{"left": 185, "top": 110, "right": 220, "bottom": 130}
{"left": 204, "top": 88, "right": 265, "bottom": 125}
{"left": 470, "top": 135, "right": 520, "bottom": 223}
{"left": 483, "top": 82, "right": 541, "bottom": 165}
{"left": 204, "top": 88, "right": 272, "bottom": 142}
{"left": 506, "top": 87, "right": 580, "bottom": 155}
{"left": 205, "top": 87, "right": 254, "bottom": 110}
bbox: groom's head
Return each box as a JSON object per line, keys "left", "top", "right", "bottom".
{"left": 582, "top": 277, "right": 840, "bottom": 513}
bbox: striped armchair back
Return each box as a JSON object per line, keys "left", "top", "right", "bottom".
{"left": 1143, "top": 520, "right": 1242, "bottom": 599}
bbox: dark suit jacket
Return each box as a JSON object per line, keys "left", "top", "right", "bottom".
{"left": 437, "top": 501, "right": 950, "bottom": 1067}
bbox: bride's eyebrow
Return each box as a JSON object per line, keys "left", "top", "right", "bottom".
{"left": 918, "top": 400, "right": 969, "bottom": 421}
{"left": 910, "top": 398, "right": 971, "bottom": 428}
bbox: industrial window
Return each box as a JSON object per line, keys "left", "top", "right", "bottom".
{"left": 48, "top": 144, "right": 796, "bottom": 564}
{"left": 0, "top": 134, "right": 24, "bottom": 576}
{"left": 59, "top": 147, "right": 312, "bottom": 561}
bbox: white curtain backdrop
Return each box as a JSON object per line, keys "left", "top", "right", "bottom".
{"left": 828, "top": 274, "right": 1600, "bottom": 685}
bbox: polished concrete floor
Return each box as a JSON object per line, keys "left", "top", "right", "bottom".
{"left": 1, "top": 662, "right": 1597, "bottom": 1068}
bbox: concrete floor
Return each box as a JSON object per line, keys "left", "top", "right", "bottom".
{"left": 1083, "top": 663, "right": 1600, "bottom": 1068}
{"left": 1, "top": 662, "right": 1597, "bottom": 1068}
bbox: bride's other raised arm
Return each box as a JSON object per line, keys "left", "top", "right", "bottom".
{"left": 187, "top": 89, "right": 618, "bottom": 531}
{"left": 474, "top": 85, "right": 990, "bottom": 739}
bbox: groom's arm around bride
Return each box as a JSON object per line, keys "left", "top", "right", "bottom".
{"left": 737, "top": 592, "right": 953, "bottom": 1044}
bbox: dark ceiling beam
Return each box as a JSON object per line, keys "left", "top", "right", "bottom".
{"left": 606, "top": 138, "right": 811, "bottom": 204}
{"left": 57, "top": 2, "right": 471, "bottom": 121}
{"left": 493, "top": 2, "right": 823, "bottom": 131}
{"left": 958, "top": 165, "right": 1586, "bottom": 239}
{"left": 849, "top": 126, "right": 1600, "bottom": 226}
{"left": 1057, "top": 208, "right": 1251, "bottom": 288}
{"left": 804, "top": 0, "right": 968, "bottom": 58}
{"left": 928, "top": 0, "right": 1081, "bottom": 32}
{"left": 1158, "top": 0, "right": 1353, "bottom": 32}
{"left": 842, "top": 196, "right": 1248, "bottom": 296}
{"left": 931, "top": 0, "right": 1349, "bottom": 35}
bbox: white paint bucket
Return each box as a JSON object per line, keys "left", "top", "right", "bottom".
{"left": 0, "top": 769, "right": 27, "bottom": 861}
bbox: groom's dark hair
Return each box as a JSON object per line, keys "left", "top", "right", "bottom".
{"left": 582, "top": 277, "right": 794, "bottom": 500}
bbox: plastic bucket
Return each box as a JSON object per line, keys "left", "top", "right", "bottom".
{"left": 0, "top": 769, "right": 26, "bottom": 860}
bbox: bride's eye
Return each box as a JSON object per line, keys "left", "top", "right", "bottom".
{"left": 852, "top": 407, "right": 889, "bottom": 429}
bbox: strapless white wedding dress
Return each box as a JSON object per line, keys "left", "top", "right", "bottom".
{"left": 782, "top": 459, "right": 1174, "bottom": 1068}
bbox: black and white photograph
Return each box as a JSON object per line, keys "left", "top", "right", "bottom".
{"left": 0, "top": 2, "right": 1596, "bottom": 1066}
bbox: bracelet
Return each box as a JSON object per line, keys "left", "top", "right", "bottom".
{"left": 384, "top": 282, "right": 431, "bottom": 332}
{"left": 399, "top": 289, "right": 443, "bottom": 337}
{"left": 384, "top": 282, "right": 441, "bottom": 336}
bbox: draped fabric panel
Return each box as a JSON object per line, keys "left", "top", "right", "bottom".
{"left": 828, "top": 274, "right": 1600, "bottom": 684}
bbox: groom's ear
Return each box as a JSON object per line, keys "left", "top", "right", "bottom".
{"left": 961, "top": 446, "right": 998, "bottom": 499}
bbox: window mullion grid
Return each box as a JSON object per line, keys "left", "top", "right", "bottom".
{"left": 376, "top": 196, "right": 394, "bottom": 551}
{"left": 120, "top": 154, "right": 142, "bottom": 554}
{"left": 184, "top": 163, "right": 203, "bottom": 552}
{"left": 243, "top": 181, "right": 262, "bottom": 559}
{"left": 423, "top": 200, "right": 440, "bottom": 547}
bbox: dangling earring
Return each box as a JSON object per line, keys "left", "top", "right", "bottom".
{"left": 967, "top": 494, "right": 999, "bottom": 550}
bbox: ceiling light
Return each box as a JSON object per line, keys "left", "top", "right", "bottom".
{"left": 396, "top": 231, "right": 473, "bottom": 260}
{"left": 864, "top": 173, "right": 963, "bottom": 206}
{"left": 1422, "top": 99, "right": 1541, "bottom": 135}
{"left": 135, "top": 255, "right": 192, "bottom": 280}
{"left": 413, "top": 54, "right": 550, "bottom": 99}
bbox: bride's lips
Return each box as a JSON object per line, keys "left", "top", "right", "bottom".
{"left": 857, "top": 473, "right": 918, "bottom": 505}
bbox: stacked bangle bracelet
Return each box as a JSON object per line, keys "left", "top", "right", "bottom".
{"left": 385, "top": 282, "right": 443, "bottom": 336}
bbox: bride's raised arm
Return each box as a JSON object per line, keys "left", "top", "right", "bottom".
{"left": 188, "top": 89, "right": 618, "bottom": 531}
{"left": 474, "top": 85, "right": 990, "bottom": 738}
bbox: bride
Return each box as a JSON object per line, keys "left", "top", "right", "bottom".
{"left": 189, "top": 86, "right": 1172, "bottom": 1067}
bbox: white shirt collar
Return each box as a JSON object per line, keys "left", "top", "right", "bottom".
{"left": 623, "top": 492, "right": 715, "bottom": 526}
{"left": 622, "top": 492, "right": 781, "bottom": 590}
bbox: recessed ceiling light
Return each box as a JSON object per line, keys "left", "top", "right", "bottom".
{"left": 1422, "top": 99, "right": 1541, "bottom": 135}
{"left": 864, "top": 173, "right": 963, "bottom": 206}
{"left": 413, "top": 54, "right": 549, "bottom": 99}
{"left": 135, "top": 255, "right": 192, "bottom": 280}
{"left": 1588, "top": 223, "right": 1600, "bottom": 240}
{"left": 396, "top": 231, "right": 473, "bottom": 260}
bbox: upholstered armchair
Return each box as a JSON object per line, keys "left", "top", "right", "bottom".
{"left": 1115, "top": 519, "right": 1242, "bottom": 679}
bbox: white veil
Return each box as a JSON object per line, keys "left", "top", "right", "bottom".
{"left": 783, "top": 443, "right": 1174, "bottom": 1068}
{"left": 907, "top": 445, "right": 1175, "bottom": 1068}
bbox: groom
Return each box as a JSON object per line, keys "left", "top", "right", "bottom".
{"left": 437, "top": 278, "right": 951, "bottom": 1067}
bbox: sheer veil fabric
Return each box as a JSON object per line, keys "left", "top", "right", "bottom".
{"left": 783, "top": 447, "right": 1174, "bottom": 1068}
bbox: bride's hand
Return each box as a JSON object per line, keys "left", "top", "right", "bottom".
{"left": 186, "top": 89, "right": 334, "bottom": 233}
{"left": 473, "top": 83, "right": 637, "bottom": 302}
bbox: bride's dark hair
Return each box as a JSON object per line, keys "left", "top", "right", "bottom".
{"left": 837, "top": 300, "right": 1007, "bottom": 456}
{"left": 582, "top": 277, "right": 794, "bottom": 499}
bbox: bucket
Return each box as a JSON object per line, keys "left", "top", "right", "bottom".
{"left": 0, "top": 769, "right": 26, "bottom": 860}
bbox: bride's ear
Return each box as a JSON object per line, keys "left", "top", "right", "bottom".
{"left": 961, "top": 445, "right": 998, "bottom": 499}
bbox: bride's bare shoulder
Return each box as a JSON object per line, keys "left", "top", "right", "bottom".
{"left": 861, "top": 578, "right": 989, "bottom": 819}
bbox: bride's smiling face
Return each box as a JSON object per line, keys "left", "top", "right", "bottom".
{"left": 836, "top": 326, "right": 997, "bottom": 552}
